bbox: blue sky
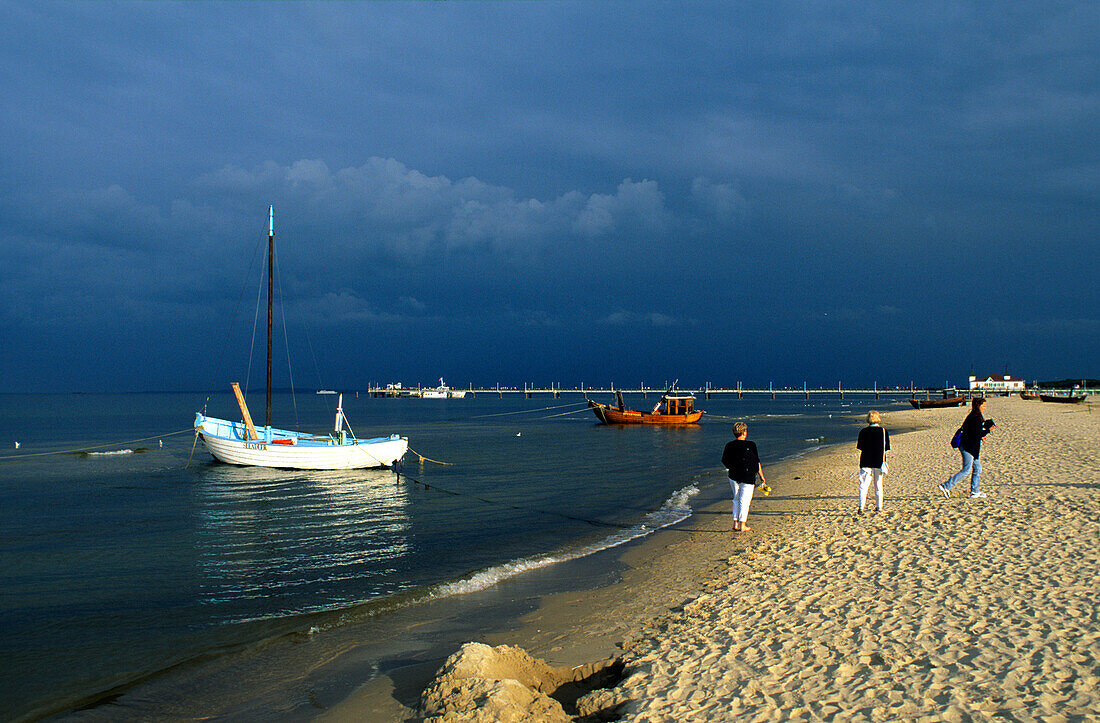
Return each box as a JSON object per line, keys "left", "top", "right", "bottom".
{"left": 1, "top": 2, "right": 1096, "bottom": 392}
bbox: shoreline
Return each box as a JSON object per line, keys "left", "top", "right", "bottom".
{"left": 330, "top": 396, "right": 1099, "bottom": 720}
{"left": 319, "top": 409, "right": 923, "bottom": 719}
{"left": 23, "top": 398, "right": 866, "bottom": 721}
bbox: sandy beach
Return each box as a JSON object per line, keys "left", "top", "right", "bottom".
{"left": 334, "top": 396, "right": 1099, "bottom": 721}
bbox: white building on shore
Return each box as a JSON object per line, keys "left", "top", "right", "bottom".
{"left": 969, "top": 373, "right": 1025, "bottom": 393}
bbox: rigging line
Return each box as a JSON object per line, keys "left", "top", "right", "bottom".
{"left": 466, "top": 401, "right": 589, "bottom": 419}
{"left": 341, "top": 436, "right": 388, "bottom": 468}
{"left": 273, "top": 245, "right": 300, "bottom": 431}
{"left": 337, "top": 401, "right": 362, "bottom": 444}
{"left": 244, "top": 238, "right": 266, "bottom": 398}
{"left": 302, "top": 315, "right": 327, "bottom": 404}
{"left": 0, "top": 429, "right": 196, "bottom": 463}
{"left": 204, "top": 218, "right": 269, "bottom": 402}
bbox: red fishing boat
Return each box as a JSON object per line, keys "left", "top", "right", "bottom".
{"left": 589, "top": 389, "right": 703, "bottom": 425}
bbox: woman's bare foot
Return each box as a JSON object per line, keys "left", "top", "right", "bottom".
{"left": 741, "top": 525, "right": 753, "bottom": 532}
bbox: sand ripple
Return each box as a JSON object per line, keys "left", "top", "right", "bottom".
{"left": 609, "top": 398, "right": 1099, "bottom": 721}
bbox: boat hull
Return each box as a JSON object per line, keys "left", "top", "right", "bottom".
{"left": 589, "top": 401, "right": 703, "bottom": 425}
{"left": 195, "top": 414, "right": 407, "bottom": 469}
{"left": 420, "top": 389, "right": 466, "bottom": 398}
{"left": 909, "top": 396, "right": 966, "bottom": 409}
{"left": 1039, "top": 394, "right": 1086, "bottom": 404}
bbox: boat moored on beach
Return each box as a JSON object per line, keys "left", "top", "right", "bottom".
{"left": 909, "top": 395, "right": 966, "bottom": 409}
{"left": 194, "top": 208, "right": 408, "bottom": 469}
{"left": 196, "top": 388, "right": 407, "bottom": 469}
{"left": 1039, "top": 393, "right": 1087, "bottom": 404}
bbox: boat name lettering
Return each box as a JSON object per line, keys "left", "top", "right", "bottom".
{"left": 245, "top": 442, "right": 267, "bottom": 450}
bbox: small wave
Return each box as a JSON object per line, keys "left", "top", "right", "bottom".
{"left": 205, "top": 483, "right": 702, "bottom": 628}
{"left": 83, "top": 449, "right": 134, "bottom": 457}
{"left": 430, "top": 483, "right": 700, "bottom": 599}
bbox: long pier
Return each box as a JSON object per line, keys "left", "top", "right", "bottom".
{"left": 369, "top": 383, "right": 945, "bottom": 400}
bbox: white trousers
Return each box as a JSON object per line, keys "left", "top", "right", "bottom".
{"left": 858, "top": 467, "right": 884, "bottom": 510}
{"left": 731, "top": 481, "right": 755, "bottom": 522}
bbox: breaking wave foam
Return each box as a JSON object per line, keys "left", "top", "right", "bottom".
{"left": 430, "top": 483, "right": 700, "bottom": 599}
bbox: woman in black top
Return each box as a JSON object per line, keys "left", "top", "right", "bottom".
{"left": 938, "top": 397, "right": 995, "bottom": 498}
{"left": 856, "top": 410, "right": 890, "bottom": 514}
{"left": 722, "top": 422, "right": 766, "bottom": 532}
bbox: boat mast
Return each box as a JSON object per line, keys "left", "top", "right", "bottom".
{"left": 266, "top": 205, "right": 274, "bottom": 428}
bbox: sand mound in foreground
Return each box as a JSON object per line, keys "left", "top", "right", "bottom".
{"left": 416, "top": 398, "right": 1099, "bottom": 722}
{"left": 419, "top": 642, "right": 626, "bottom": 722}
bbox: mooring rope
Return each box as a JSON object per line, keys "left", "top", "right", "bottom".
{"left": 399, "top": 470, "right": 629, "bottom": 529}
{"left": 395, "top": 469, "right": 716, "bottom": 534}
{"left": 465, "top": 401, "right": 588, "bottom": 419}
{"left": 0, "top": 428, "right": 196, "bottom": 463}
{"left": 534, "top": 408, "right": 593, "bottom": 420}
{"left": 407, "top": 447, "right": 452, "bottom": 466}
{"left": 185, "top": 427, "right": 201, "bottom": 469}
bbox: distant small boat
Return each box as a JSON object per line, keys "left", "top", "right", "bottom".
{"left": 909, "top": 396, "right": 966, "bottom": 409}
{"left": 1039, "top": 393, "right": 1087, "bottom": 404}
{"left": 420, "top": 378, "right": 467, "bottom": 399}
{"left": 589, "top": 388, "right": 703, "bottom": 425}
{"left": 316, "top": 389, "right": 337, "bottom": 395}
{"left": 1019, "top": 390, "right": 1040, "bottom": 400}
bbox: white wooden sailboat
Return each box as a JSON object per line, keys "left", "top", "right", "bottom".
{"left": 194, "top": 208, "right": 408, "bottom": 470}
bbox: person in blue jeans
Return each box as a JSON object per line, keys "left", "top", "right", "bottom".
{"left": 938, "top": 397, "right": 995, "bottom": 498}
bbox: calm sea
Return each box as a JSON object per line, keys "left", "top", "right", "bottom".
{"left": 0, "top": 391, "right": 907, "bottom": 720}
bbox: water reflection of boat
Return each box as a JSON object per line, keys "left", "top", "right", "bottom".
{"left": 194, "top": 466, "right": 411, "bottom": 615}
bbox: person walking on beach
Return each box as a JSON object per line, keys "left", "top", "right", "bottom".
{"left": 722, "top": 422, "right": 766, "bottom": 532}
{"left": 856, "top": 411, "right": 890, "bottom": 514}
{"left": 938, "top": 397, "right": 995, "bottom": 499}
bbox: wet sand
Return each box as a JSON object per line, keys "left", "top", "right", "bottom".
{"left": 327, "top": 396, "right": 1099, "bottom": 721}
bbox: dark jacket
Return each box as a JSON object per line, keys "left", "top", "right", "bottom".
{"left": 959, "top": 409, "right": 991, "bottom": 458}
{"left": 722, "top": 439, "right": 760, "bottom": 485}
{"left": 856, "top": 425, "right": 890, "bottom": 469}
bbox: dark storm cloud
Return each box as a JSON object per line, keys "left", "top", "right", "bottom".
{"left": 0, "top": 1, "right": 1096, "bottom": 391}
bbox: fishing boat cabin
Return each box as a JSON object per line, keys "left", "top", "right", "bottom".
{"left": 660, "top": 394, "right": 696, "bottom": 416}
